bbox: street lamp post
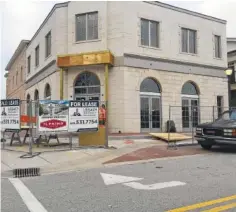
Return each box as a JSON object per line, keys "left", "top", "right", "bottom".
{"left": 225, "top": 68, "right": 233, "bottom": 109}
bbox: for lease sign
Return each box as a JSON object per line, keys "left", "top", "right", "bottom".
{"left": 38, "top": 100, "right": 69, "bottom": 132}
{"left": 1, "top": 99, "right": 20, "bottom": 130}
{"left": 68, "top": 101, "right": 99, "bottom": 132}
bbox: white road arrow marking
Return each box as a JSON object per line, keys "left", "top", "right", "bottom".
{"left": 123, "top": 181, "right": 186, "bottom": 190}
{"left": 100, "top": 173, "right": 143, "bottom": 185}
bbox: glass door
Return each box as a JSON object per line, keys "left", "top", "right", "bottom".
{"left": 191, "top": 99, "right": 199, "bottom": 128}
{"left": 140, "top": 97, "right": 150, "bottom": 132}
{"left": 182, "top": 98, "right": 199, "bottom": 131}
{"left": 151, "top": 97, "right": 161, "bottom": 131}
{"left": 140, "top": 96, "right": 161, "bottom": 132}
{"left": 182, "top": 99, "right": 190, "bottom": 129}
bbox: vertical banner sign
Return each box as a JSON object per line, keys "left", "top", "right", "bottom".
{"left": 69, "top": 101, "right": 99, "bottom": 132}
{"left": 1, "top": 99, "right": 20, "bottom": 131}
{"left": 38, "top": 100, "right": 69, "bottom": 132}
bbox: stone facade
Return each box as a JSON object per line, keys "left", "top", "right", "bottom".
{"left": 6, "top": 1, "right": 229, "bottom": 133}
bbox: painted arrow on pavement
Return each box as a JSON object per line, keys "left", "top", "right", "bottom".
{"left": 100, "top": 173, "right": 186, "bottom": 190}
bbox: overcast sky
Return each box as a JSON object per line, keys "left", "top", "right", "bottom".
{"left": 1, "top": 0, "right": 236, "bottom": 99}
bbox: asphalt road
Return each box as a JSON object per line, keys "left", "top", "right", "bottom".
{"left": 2, "top": 147, "right": 236, "bottom": 212}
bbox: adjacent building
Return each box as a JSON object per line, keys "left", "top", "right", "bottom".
{"left": 6, "top": 1, "right": 229, "bottom": 133}
{"left": 227, "top": 38, "right": 236, "bottom": 106}
{"left": 5, "top": 40, "right": 30, "bottom": 114}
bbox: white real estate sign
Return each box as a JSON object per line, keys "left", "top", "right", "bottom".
{"left": 1, "top": 99, "right": 20, "bottom": 131}
{"left": 38, "top": 100, "right": 69, "bottom": 132}
{"left": 68, "top": 101, "right": 99, "bottom": 132}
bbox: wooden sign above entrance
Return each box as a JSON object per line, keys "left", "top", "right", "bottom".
{"left": 57, "top": 51, "right": 114, "bottom": 67}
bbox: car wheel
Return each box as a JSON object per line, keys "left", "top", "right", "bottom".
{"left": 201, "top": 144, "right": 212, "bottom": 150}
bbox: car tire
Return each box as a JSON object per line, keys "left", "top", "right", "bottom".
{"left": 201, "top": 144, "right": 212, "bottom": 150}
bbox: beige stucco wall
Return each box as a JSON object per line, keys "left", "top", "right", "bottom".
{"left": 25, "top": 71, "right": 60, "bottom": 101}
{"left": 107, "top": 67, "right": 228, "bottom": 133}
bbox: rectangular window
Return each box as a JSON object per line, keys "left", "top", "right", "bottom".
{"left": 45, "top": 31, "right": 51, "bottom": 58}
{"left": 141, "top": 18, "right": 159, "bottom": 48}
{"left": 27, "top": 56, "right": 31, "bottom": 74}
{"left": 217, "top": 96, "right": 223, "bottom": 118}
{"left": 214, "top": 35, "right": 221, "bottom": 58}
{"left": 35, "top": 45, "right": 39, "bottom": 67}
{"left": 181, "top": 28, "right": 197, "bottom": 54}
{"left": 76, "top": 12, "right": 98, "bottom": 42}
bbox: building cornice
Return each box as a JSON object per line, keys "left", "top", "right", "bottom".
{"left": 28, "top": 1, "right": 69, "bottom": 46}
{"left": 5, "top": 40, "right": 30, "bottom": 71}
{"left": 145, "top": 1, "right": 226, "bottom": 24}
{"left": 227, "top": 38, "right": 236, "bottom": 42}
{"left": 124, "top": 53, "right": 227, "bottom": 70}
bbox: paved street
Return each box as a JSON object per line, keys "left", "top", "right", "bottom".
{"left": 2, "top": 147, "right": 236, "bottom": 212}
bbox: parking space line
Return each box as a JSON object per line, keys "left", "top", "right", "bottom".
{"left": 167, "top": 195, "right": 236, "bottom": 212}
{"left": 202, "top": 202, "right": 236, "bottom": 212}
{"left": 9, "top": 178, "right": 48, "bottom": 212}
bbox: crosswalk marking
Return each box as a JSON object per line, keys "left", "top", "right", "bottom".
{"left": 202, "top": 202, "right": 236, "bottom": 212}
{"left": 167, "top": 195, "right": 236, "bottom": 212}
{"left": 9, "top": 178, "right": 48, "bottom": 212}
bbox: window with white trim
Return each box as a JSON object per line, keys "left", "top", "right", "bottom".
{"left": 27, "top": 56, "right": 31, "bottom": 74}
{"left": 45, "top": 31, "right": 51, "bottom": 58}
{"left": 214, "top": 35, "right": 221, "bottom": 58}
{"left": 141, "top": 18, "right": 159, "bottom": 48}
{"left": 181, "top": 28, "right": 197, "bottom": 54}
{"left": 35, "top": 45, "right": 40, "bottom": 67}
{"left": 76, "top": 12, "right": 98, "bottom": 42}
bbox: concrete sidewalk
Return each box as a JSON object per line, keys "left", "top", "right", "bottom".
{"left": 1, "top": 138, "right": 167, "bottom": 177}
{"left": 1, "top": 136, "right": 199, "bottom": 177}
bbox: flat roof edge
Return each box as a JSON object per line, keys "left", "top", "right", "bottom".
{"left": 145, "top": 1, "right": 227, "bottom": 24}
{"left": 28, "top": 1, "right": 69, "bottom": 46}
{"left": 5, "top": 40, "right": 30, "bottom": 71}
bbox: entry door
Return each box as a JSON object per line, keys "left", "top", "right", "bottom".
{"left": 140, "top": 96, "right": 161, "bottom": 132}
{"left": 75, "top": 96, "right": 99, "bottom": 101}
{"left": 182, "top": 98, "right": 199, "bottom": 130}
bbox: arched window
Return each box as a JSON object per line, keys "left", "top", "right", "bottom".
{"left": 140, "top": 77, "right": 161, "bottom": 93}
{"left": 44, "top": 83, "right": 51, "bottom": 100}
{"left": 74, "top": 71, "right": 100, "bottom": 100}
{"left": 26, "top": 94, "right": 31, "bottom": 103}
{"left": 181, "top": 81, "right": 200, "bottom": 130}
{"left": 34, "top": 89, "right": 39, "bottom": 100}
{"left": 181, "top": 82, "right": 199, "bottom": 95}
{"left": 21, "top": 66, "right": 23, "bottom": 81}
{"left": 16, "top": 72, "right": 18, "bottom": 85}
{"left": 140, "top": 77, "right": 162, "bottom": 132}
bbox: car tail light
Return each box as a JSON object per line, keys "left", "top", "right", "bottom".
{"left": 223, "top": 129, "right": 236, "bottom": 136}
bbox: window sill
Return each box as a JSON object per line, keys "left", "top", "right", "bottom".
{"left": 213, "top": 56, "right": 222, "bottom": 60}
{"left": 45, "top": 54, "right": 52, "bottom": 61}
{"left": 179, "top": 51, "right": 198, "bottom": 57}
{"left": 75, "top": 39, "right": 101, "bottom": 44}
{"left": 139, "top": 45, "right": 161, "bottom": 51}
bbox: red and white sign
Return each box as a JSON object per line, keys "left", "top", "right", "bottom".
{"left": 40, "top": 119, "right": 67, "bottom": 129}
{"left": 38, "top": 100, "right": 69, "bottom": 132}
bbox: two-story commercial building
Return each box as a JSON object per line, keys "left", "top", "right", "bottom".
{"left": 9, "top": 1, "right": 229, "bottom": 133}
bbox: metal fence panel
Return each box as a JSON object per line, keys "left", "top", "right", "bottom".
{"left": 167, "top": 105, "right": 235, "bottom": 146}
{"left": 2, "top": 99, "right": 107, "bottom": 153}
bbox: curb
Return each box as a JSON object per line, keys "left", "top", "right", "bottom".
{"left": 176, "top": 142, "right": 198, "bottom": 147}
